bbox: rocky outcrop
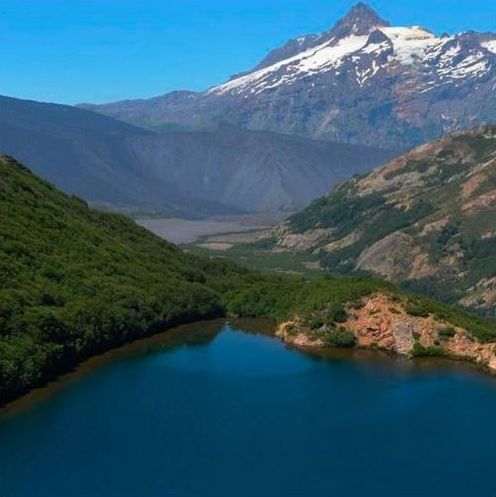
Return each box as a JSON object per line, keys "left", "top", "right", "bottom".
{"left": 275, "top": 227, "right": 332, "bottom": 251}
{"left": 276, "top": 294, "right": 496, "bottom": 371}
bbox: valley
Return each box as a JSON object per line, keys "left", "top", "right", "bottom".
{"left": 136, "top": 213, "right": 279, "bottom": 245}
{"left": 135, "top": 214, "right": 316, "bottom": 274}
{"left": 2, "top": 2, "right": 496, "bottom": 496}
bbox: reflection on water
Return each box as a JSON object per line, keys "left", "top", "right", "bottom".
{"left": 1, "top": 321, "right": 496, "bottom": 497}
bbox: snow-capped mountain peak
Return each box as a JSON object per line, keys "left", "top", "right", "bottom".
{"left": 210, "top": 7, "right": 494, "bottom": 99}
{"left": 210, "top": 23, "right": 441, "bottom": 96}
{"left": 87, "top": 3, "right": 496, "bottom": 151}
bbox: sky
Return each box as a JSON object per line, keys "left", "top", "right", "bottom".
{"left": 2, "top": 0, "right": 495, "bottom": 105}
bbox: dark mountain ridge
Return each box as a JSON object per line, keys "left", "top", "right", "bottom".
{"left": 0, "top": 95, "right": 394, "bottom": 216}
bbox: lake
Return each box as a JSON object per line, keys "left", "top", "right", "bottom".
{"left": 1, "top": 321, "right": 495, "bottom": 497}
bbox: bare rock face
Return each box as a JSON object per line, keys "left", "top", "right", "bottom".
{"left": 344, "top": 295, "right": 427, "bottom": 355}
{"left": 276, "top": 294, "right": 496, "bottom": 371}
{"left": 275, "top": 228, "right": 331, "bottom": 251}
{"left": 83, "top": 4, "right": 496, "bottom": 151}
{"left": 356, "top": 232, "right": 416, "bottom": 280}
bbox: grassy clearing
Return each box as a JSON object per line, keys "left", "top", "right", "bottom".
{"left": 185, "top": 241, "right": 323, "bottom": 276}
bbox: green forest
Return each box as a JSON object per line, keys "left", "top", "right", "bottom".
{"left": 1, "top": 155, "right": 495, "bottom": 405}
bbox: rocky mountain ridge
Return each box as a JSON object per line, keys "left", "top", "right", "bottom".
{"left": 82, "top": 2, "right": 496, "bottom": 150}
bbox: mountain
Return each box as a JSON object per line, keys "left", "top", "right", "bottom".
{"left": 123, "top": 126, "right": 394, "bottom": 213}
{"left": 273, "top": 126, "right": 496, "bottom": 318}
{"left": 0, "top": 95, "right": 238, "bottom": 216}
{"left": 0, "top": 95, "right": 393, "bottom": 216}
{"left": 81, "top": 2, "right": 496, "bottom": 150}
{"left": 2, "top": 155, "right": 495, "bottom": 404}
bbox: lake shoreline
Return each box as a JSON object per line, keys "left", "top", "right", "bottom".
{"left": 275, "top": 294, "right": 496, "bottom": 378}
{"left": 4, "top": 322, "right": 496, "bottom": 496}
{"left": 3, "top": 313, "right": 495, "bottom": 420}
{"left": 0, "top": 317, "right": 275, "bottom": 419}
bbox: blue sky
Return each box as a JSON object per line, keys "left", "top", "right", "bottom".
{"left": 2, "top": 0, "right": 495, "bottom": 104}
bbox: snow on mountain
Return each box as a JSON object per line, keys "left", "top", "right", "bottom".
{"left": 211, "top": 23, "right": 493, "bottom": 97}
{"left": 483, "top": 39, "right": 496, "bottom": 54}
{"left": 380, "top": 26, "right": 437, "bottom": 64}
{"left": 211, "top": 34, "right": 370, "bottom": 96}
{"left": 83, "top": 3, "right": 496, "bottom": 150}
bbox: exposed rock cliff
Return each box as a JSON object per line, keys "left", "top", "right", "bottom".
{"left": 276, "top": 294, "right": 496, "bottom": 371}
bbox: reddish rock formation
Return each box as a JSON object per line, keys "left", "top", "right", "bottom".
{"left": 276, "top": 294, "right": 496, "bottom": 371}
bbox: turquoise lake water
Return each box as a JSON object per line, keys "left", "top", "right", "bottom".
{"left": 1, "top": 323, "right": 495, "bottom": 497}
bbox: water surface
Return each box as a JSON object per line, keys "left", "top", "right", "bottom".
{"left": 1, "top": 323, "right": 495, "bottom": 497}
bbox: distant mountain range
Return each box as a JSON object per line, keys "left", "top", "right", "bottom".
{"left": 81, "top": 2, "right": 496, "bottom": 150}
{"left": 4, "top": 2, "right": 494, "bottom": 218}
{"left": 273, "top": 125, "right": 496, "bottom": 318}
{"left": 0, "top": 95, "right": 393, "bottom": 216}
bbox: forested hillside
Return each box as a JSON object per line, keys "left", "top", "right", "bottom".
{"left": 0, "top": 156, "right": 388, "bottom": 404}
{"left": 1, "top": 155, "right": 494, "bottom": 405}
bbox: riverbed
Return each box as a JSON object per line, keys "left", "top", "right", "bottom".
{"left": 136, "top": 214, "right": 282, "bottom": 244}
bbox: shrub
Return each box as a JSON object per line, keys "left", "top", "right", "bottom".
{"left": 438, "top": 326, "right": 456, "bottom": 339}
{"left": 412, "top": 342, "right": 447, "bottom": 357}
{"left": 324, "top": 328, "right": 356, "bottom": 348}
{"left": 328, "top": 306, "right": 348, "bottom": 323}
{"left": 306, "top": 315, "right": 325, "bottom": 330}
{"left": 405, "top": 302, "right": 430, "bottom": 318}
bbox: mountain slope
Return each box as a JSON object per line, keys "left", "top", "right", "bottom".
{"left": 0, "top": 95, "right": 236, "bottom": 216}
{"left": 1, "top": 95, "right": 393, "bottom": 215}
{"left": 2, "top": 155, "right": 496, "bottom": 405}
{"left": 126, "top": 127, "right": 394, "bottom": 213}
{"left": 83, "top": 3, "right": 496, "bottom": 150}
{"left": 274, "top": 126, "right": 496, "bottom": 318}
